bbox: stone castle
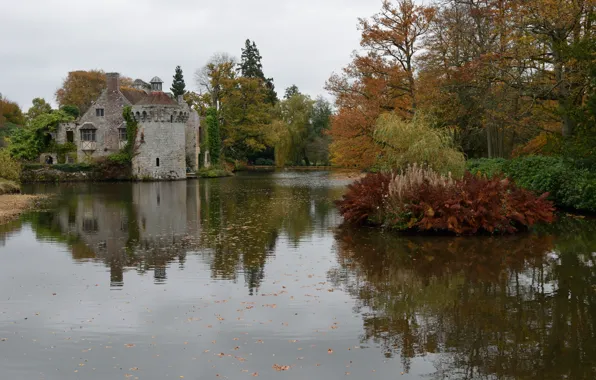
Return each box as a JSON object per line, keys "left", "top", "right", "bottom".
{"left": 52, "top": 73, "right": 201, "bottom": 180}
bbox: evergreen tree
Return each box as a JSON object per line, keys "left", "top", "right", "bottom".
{"left": 170, "top": 66, "right": 186, "bottom": 97}
{"left": 284, "top": 85, "right": 300, "bottom": 99}
{"left": 239, "top": 39, "right": 278, "bottom": 104}
{"left": 239, "top": 40, "right": 264, "bottom": 79}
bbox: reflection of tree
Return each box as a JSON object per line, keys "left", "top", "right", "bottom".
{"left": 21, "top": 174, "right": 343, "bottom": 293}
{"left": 330, "top": 221, "right": 596, "bottom": 379}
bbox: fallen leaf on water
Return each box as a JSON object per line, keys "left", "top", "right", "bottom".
{"left": 125, "top": 344, "right": 135, "bottom": 348}
{"left": 327, "top": 349, "right": 333, "bottom": 354}
{"left": 251, "top": 373, "right": 259, "bottom": 377}
{"left": 272, "top": 364, "right": 291, "bottom": 371}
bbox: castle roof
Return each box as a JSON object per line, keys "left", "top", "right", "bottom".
{"left": 150, "top": 76, "right": 163, "bottom": 84}
{"left": 121, "top": 87, "right": 147, "bottom": 105}
{"left": 136, "top": 91, "right": 177, "bottom": 106}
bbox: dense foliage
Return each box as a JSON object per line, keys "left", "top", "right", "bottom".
{"left": 55, "top": 70, "right": 134, "bottom": 115}
{"left": 338, "top": 165, "right": 555, "bottom": 234}
{"left": 374, "top": 113, "right": 466, "bottom": 177}
{"left": 9, "top": 110, "right": 73, "bottom": 161}
{"left": 192, "top": 42, "right": 330, "bottom": 166}
{"left": 206, "top": 107, "right": 221, "bottom": 165}
{"left": 107, "top": 106, "right": 139, "bottom": 165}
{"left": 0, "top": 148, "right": 21, "bottom": 182}
{"left": 468, "top": 156, "right": 596, "bottom": 212}
{"left": 336, "top": 173, "right": 392, "bottom": 226}
{"left": 0, "top": 94, "right": 25, "bottom": 127}
{"left": 328, "top": 0, "right": 596, "bottom": 164}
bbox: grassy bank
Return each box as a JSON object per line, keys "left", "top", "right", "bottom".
{"left": 467, "top": 156, "right": 596, "bottom": 212}
{"left": 198, "top": 167, "right": 234, "bottom": 178}
{"left": 0, "top": 194, "right": 45, "bottom": 225}
{"left": 0, "top": 180, "right": 20, "bottom": 195}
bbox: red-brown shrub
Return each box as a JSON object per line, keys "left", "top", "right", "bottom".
{"left": 336, "top": 172, "right": 391, "bottom": 225}
{"left": 404, "top": 173, "right": 555, "bottom": 234}
{"left": 337, "top": 168, "right": 556, "bottom": 234}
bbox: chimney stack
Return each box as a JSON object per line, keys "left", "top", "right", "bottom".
{"left": 106, "top": 72, "right": 120, "bottom": 93}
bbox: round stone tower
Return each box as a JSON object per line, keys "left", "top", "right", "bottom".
{"left": 131, "top": 79, "right": 188, "bottom": 180}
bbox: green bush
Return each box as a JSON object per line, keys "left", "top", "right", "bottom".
{"left": 468, "top": 156, "right": 596, "bottom": 212}
{"left": 198, "top": 167, "right": 233, "bottom": 178}
{"left": 255, "top": 158, "right": 274, "bottom": 166}
{"left": 0, "top": 148, "right": 22, "bottom": 182}
{"left": 466, "top": 158, "right": 507, "bottom": 178}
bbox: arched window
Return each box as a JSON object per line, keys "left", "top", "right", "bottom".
{"left": 156, "top": 158, "right": 160, "bottom": 167}
{"left": 170, "top": 115, "right": 173, "bottom": 123}
{"left": 142, "top": 111, "right": 147, "bottom": 120}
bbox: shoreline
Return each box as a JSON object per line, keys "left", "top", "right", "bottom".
{"left": 0, "top": 195, "right": 46, "bottom": 226}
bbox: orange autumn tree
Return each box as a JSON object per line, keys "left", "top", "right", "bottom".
{"left": 326, "top": 0, "right": 435, "bottom": 168}
{"left": 56, "top": 70, "right": 134, "bottom": 115}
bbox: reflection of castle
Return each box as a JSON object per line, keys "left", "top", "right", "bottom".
{"left": 54, "top": 181, "right": 201, "bottom": 286}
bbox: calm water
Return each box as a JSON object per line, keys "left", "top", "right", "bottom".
{"left": 1, "top": 171, "right": 595, "bottom": 379}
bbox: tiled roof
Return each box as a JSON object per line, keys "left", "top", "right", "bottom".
{"left": 120, "top": 87, "right": 147, "bottom": 105}
{"left": 136, "top": 91, "right": 177, "bottom": 105}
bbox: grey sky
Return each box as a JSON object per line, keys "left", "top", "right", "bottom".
{"left": 1, "top": 0, "right": 382, "bottom": 109}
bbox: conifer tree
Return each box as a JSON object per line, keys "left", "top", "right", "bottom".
{"left": 171, "top": 66, "right": 186, "bottom": 97}
{"left": 284, "top": 85, "right": 300, "bottom": 99}
{"left": 239, "top": 39, "right": 278, "bottom": 104}
{"left": 240, "top": 40, "right": 264, "bottom": 79}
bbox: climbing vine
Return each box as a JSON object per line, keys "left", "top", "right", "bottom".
{"left": 108, "top": 106, "right": 139, "bottom": 164}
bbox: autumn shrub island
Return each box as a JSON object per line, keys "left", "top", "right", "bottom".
{"left": 337, "top": 164, "right": 555, "bottom": 234}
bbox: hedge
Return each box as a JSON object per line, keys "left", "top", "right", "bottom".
{"left": 467, "top": 156, "right": 596, "bottom": 212}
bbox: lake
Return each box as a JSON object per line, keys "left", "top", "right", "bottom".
{"left": 1, "top": 171, "right": 595, "bottom": 379}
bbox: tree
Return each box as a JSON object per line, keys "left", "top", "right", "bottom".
{"left": 0, "top": 93, "right": 25, "bottom": 127}
{"left": 170, "top": 65, "right": 186, "bottom": 98}
{"left": 274, "top": 93, "right": 314, "bottom": 166}
{"left": 9, "top": 110, "right": 73, "bottom": 161}
{"left": 306, "top": 97, "right": 333, "bottom": 165}
{"left": 219, "top": 76, "right": 275, "bottom": 160}
{"left": 206, "top": 107, "right": 221, "bottom": 165}
{"left": 240, "top": 39, "right": 265, "bottom": 79}
{"left": 239, "top": 39, "right": 278, "bottom": 104}
{"left": 27, "top": 98, "right": 53, "bottom": 120}
{"left": 195, "top": 53, "right": 237, "bottom": 111}
{"left": 359, "top": 0, "right": 435, "bottom": 112}
{"left": 55, "top": 70, "right": 134, "bottom": 115}
{"left": 284, "top": 85, "right": 300, "bottom": 99}
{"left": 60, "top": 105, "right": 80, "bottom": 119}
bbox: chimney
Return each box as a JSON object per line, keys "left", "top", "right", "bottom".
{"left": 106, "top": 72, "right": 120, "bottom": 93}
{"left": 177, "top": 95, "right": 184, "bottom": 104}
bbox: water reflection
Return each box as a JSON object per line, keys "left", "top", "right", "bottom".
{"left": 330, "top": 219, "right": 596, "bottom": 379}
{"left": 3, "top": 173, "right": 596, "bottom": 379}
{"left": 21, "top": 173, "right": 344, "bottom": 292}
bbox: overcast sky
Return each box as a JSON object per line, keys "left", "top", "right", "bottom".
{"left": 0, "top": 0, "right": 383, "bottom": 109}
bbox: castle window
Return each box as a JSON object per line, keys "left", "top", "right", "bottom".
{"left": 81, "top": 129, "right": 96, "bottom": 142}
{"left": 96, "top": 108, "right": 104, "bottom": 117}
{"left": 156, "top": 158, "right": 160, "bottom": 167}
{"left": 119, "top": 128, "right": 127, "bottom": 141}
{"left": 66, "top": 131, "right": 74, "bottom": 143}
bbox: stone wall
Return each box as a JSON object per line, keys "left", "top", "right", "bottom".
{"left": 132, "top": 118, "right": 186, "bottom": 180}
{"left": 76, "top": 81, "right": 130, "bottom": 162}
